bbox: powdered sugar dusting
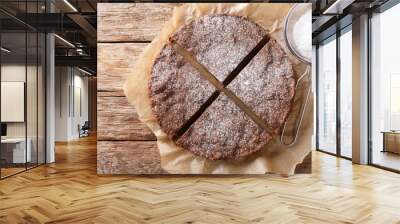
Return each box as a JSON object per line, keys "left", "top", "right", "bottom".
{"left": 149, "top": 15, "right": 295, "bottom": 160}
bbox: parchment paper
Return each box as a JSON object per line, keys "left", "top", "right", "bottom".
{"left": 124, "top": 3, "right": 313, "bottom": 175}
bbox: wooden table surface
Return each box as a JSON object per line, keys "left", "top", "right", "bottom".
{"left": 96, "top": 3, "right": 311, "bottom": 174}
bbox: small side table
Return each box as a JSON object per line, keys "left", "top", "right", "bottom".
{"left": 381, "top": 131, "right": 400, "bottom": 154}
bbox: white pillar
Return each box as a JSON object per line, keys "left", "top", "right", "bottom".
{"left": 46, "top": 32, "right": 55, "bottom": 163}
{"left": 352, "top": 14, "right": 369, "bottom": 164}
{"left": 45, "top": 0, "right": 56, "bottom": 163}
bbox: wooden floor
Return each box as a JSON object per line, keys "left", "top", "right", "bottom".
{"left": 1, "top": 167, "right": 26, "bottom": 178}
{"left": 373, "top": 150, "right": 400, "bottom": 171}
{"left": 0, "top": 136, "right": 400, "bottom": 223}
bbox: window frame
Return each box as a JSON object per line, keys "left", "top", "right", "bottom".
{"left": 0, "top": 0, "right": 47, "bottom": 180}
{"left": 315, "top": 24, "right": 353, "bottom": 161}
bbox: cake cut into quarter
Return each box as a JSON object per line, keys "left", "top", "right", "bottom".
{"left": 149, "top": 14, "right": 295, "bottom": 160}
{"left": 149, "top": 15, "right": 268, "bottom": 141}
{"left": 170, "top": 14, "right": 267, "bottom": 82}
{"left": 227, "top": 39, "right": 296, "bottom": 132}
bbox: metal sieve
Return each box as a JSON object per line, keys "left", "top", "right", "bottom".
{"left": 280, "top": 4, "right": 312, "bottom": 146}
{"left": 284, "top": 3, "right": 312, "bottom": 64}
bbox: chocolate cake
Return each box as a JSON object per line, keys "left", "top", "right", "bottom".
{"left": 149, "top": 14, "right": 295, "bottom": 160}
{"left": 150, "top": 15, "right": 267, "bottom": 140}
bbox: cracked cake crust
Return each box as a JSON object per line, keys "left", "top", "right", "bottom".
{"left": 149, "top": 15, "right": 295, "bottom": 160}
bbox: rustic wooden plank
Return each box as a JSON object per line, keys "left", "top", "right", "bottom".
{"left": 98, "top": 43, "right": 147, "bottom": 95}
{"left": 97, "top": 96, "right": 156, "bottom": 141}
{"left": 97, "top": 3, "right": 179, "bottom": 42}
{"left": 97, "top": 140, "right": 309, "bottom": 175}
{"left": 97, "top": 141, "right": 165, "bottom": 174}
{"left": 97, "top": 91, "right": 125, "bottom": 97}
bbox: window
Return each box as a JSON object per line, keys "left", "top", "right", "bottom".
{"left": 370, "top": 3, "right": 400, "bottom": 171}
{"left": 317, "top": 36, "right": 337, "bottom": 154}
{"left": 316, "top": 26, "right": 353, "bottom": 159}
{"left": 339, "top": 28, "right": 352, "bottom": 158}
{"left": 0, "top": 1, "right": 46, "bottom": 179}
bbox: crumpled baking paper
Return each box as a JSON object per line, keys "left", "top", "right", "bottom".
{"left": 124, "top": 3, "right": 313, "bottom": 175}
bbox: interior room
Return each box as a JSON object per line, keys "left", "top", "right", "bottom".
{"left": 0, "top": 14, "right": 46, "bottom": 177}
{"left": 1, "top": 0, "right": 400, "bottom": 223}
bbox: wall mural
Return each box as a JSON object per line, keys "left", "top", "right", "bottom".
{"left": 97, "top": 3, "right": 313, "bottom": 175}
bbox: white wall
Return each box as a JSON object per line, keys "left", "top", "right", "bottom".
{"left": 1, "top": 64, "right": 39, "bottom": 138}
{"left": 72, "top": 73, "right": 89, "bottom": 138}
{"left": 55, "top": 66, "right": 70, "bottom": 141}
{"left": 1, "top": 82, "right": 25, "bottom": 122}
{"left": 54, "top": 67, "right": 89, "bottom": 141}
{"left": 1, "top": 65, "right": 26, "bottom": 141}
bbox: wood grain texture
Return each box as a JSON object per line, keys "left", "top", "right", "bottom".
{"left": 97, "top": 140, "right": 164, "bottom": 174}
{"left": 97, "top": 96, "right": 156, "bottom": 141}
{"left": 1, "top": 138, "right": 400, "bottom": 223}
{"left": 97, "top": 3, "right": 179, "bottom": 42}
{"left": 98, "top": 43, "right": 147, "bottom": 95}
{"left": 97, "top": 91, "right": 125, "bottom": 97}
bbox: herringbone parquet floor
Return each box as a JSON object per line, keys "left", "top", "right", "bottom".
{"left": 1, "top": 136, "right": 400, "bottom": 224}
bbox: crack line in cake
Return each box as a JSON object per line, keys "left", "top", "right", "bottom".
{"left": 172, "top": 91, "right": 220, "bottom": 141}
{"left": 171, "top": 38, "right": 274, "bottom": 138}
{"left": 149, "top": 15, "right": 296, "bottom": 160}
